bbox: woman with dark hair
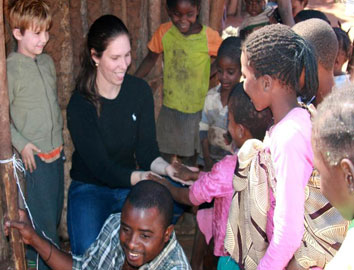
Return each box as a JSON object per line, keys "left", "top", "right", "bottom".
{"left": 66, "top": 15, "right": 181, "bottom": 255}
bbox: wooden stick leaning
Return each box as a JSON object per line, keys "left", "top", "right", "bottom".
{"left": 0, "top": 0, "right": 27, "bottom": 268}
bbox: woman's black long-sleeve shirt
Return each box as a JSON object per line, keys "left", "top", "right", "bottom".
{"left": 67, "top": 74, "right": 160, "bottom": 188}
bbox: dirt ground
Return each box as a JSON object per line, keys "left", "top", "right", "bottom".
{"left": 308, "top": 0, "right": 354, "bottom": 40}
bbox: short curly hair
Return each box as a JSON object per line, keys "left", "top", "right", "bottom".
{"left": 124, "top": 181, "right": 174, "bottom": 228}
{"left": 333, "top": 27, "right": 352, "bottom": 61}
{"left": 294, "top": 9, "right": 330, "bottom": 24}
{"left": 293, "top": 18, "right": 338, "bottom": 71}
{"left": 8, "top": 0, "right": 52, "bottom": 34}
{"left": 217, "top": 36, "right": 242, "bottom": 71}
{"left": 228, "top": 82, "right": 273, "bottom": 141}
{"left": 243, "top": 23, "right": 318, "bottom": 103}
{"left": 312, "top": 84, "right": 354, "bottom": 166}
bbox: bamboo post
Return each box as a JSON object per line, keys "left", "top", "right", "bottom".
{"left": 0, "top": 0, "right": 27, "bottom": 269}
{"left": 209, "top": 0, "right": 226, "bottom": 32}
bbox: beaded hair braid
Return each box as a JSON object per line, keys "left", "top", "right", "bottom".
{"left": 243, "top": 24, "right": 318, "bottom": 103}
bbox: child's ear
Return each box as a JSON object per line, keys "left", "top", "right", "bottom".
{"left": 340, "top": 159, "right": 354, "bottom": 193}
{"left": 163, "top": 224, "right": 174, "bottom": 243}
{"left": 238, "top": 124, "right": 245, "bottom": 139}
{"left": 334, "top": 54, "right": 340, "bottom": 66}
{"left": 262, "top": 74, "right": 272, "bottom": 92}
{"left": 12, "top": 28, "right": 23, "bottom": 41}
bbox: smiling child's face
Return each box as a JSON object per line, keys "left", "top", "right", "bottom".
{"left": 167, "top": 0, "right": 200, "bottom": 35}
{"left": 217, "top": 56, "right": 241, "bottom": 92}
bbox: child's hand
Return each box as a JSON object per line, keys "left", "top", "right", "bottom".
{"left": 21, "top": 143, "right": 41, "bottom": 173}
{"left": 148, "top": 173, "right": 172, "bottom": 188}
{"left": 4, "top": 209, "right": 36, "bottom": 246}
{"left": 171, "top": 162, "right": 199, "bottom": 181}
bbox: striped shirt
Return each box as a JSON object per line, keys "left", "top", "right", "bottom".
{"left": 72, "top": 213, "right": 191, "bottom": 270}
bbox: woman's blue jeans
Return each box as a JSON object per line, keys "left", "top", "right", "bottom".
{"left": 67, "top": 179, "right": 185, "bottom": 255}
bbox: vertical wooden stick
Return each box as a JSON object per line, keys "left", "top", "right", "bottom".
{"left": 148, "top": 0, "right": 161, "bottom": 40}
{"left": 199, "top": 0, "right": 210, "bottom": 26}
{"left": 209, "top": 0, "right": 226, "bottom": 32}
{"left": 0, "top": 0, "right": 27, "bottom": 269}
{"left": 121, "top": 0, "right": 127, "bottom": 25}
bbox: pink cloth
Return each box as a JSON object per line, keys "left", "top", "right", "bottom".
{"left": 189, "top": 154, "right": 237, "bottom": 257}
{"left": 258, "top": 107, "right": 314, "bottom": 270}
{"left": 196, "top": 208, "right": 213, "bottom": 243}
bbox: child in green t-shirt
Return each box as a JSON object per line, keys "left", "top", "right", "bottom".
{"left": 135, "top": 0, "right": 222, "bottom": 166}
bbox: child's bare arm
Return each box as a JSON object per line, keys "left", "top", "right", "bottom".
{"left": 134, "top": 50, "right": 160, "bottom": 78}
{"left": 277, "top": 0, "right": 295, "bottom": 26}
{"left": 149, "top": 174, "right": 193, "bottom": 206}
{"left": 210, "top": 57, "right": 218, "bottom": 78}
{"left": 201, "top": 138, "right": 213, "bottom": 171}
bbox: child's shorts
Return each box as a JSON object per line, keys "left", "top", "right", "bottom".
{"left": 156, "top": 105, "right": 201, "bottom": 157}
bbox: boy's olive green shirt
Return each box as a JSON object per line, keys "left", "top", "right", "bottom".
{"left": 7, "top": 52, "right": 63, "bottom": 153}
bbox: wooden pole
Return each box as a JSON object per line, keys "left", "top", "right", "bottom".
{"left": 0, "top": 0, "right": 27, "bottom": 268}
{"left": 148, "top": 0, "right": 160, "bottom": 40}
{"left": 209, "top": 0, "right": 226, "bottom": 33}
{"left": 199, "top": 0, "right": 210, "bottom": 26}
{"left": 121, "top": 0, "right": 127, "bottom": 25}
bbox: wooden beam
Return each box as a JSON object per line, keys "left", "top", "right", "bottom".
{"left": 199, "top": 0, "right": 210, "bottom": 26}
{"left": 0, "top": 0, "right": 27, "bottom": 268}
{"left": 121, "top": 0, "right": 127, "bottom": 25}
{"left": 209, "top": 0, "right": 226, "bottom": 32}
{"left": 148, "top": 0, "right": 161, "bottom": 40}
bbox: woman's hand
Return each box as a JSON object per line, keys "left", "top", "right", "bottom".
{"left": 131, "top": 171, "right": 163, "bottom": 185}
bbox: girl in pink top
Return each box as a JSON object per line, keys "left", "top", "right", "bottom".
{"left": 240, "top": 24, "right": 318, "bottom": 269}
{"left": 153, "top": 83, "right": 272, "bottom": 269}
